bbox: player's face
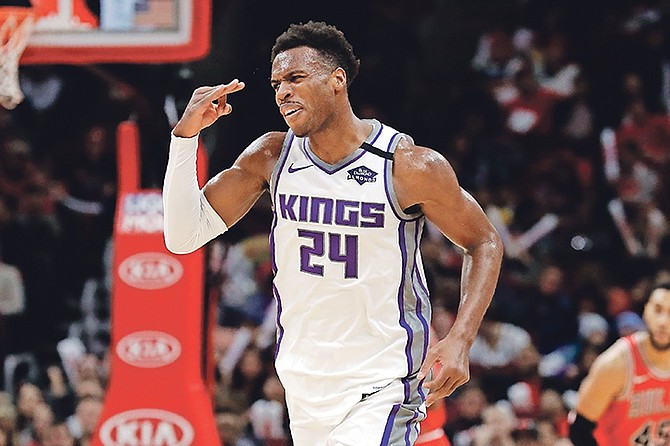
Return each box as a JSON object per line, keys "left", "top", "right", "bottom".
{"left": 271, "top": 46, "right": 338, "bottom": 137}
{"left": 643, "top": 288, "right": 670, "bottom": 351}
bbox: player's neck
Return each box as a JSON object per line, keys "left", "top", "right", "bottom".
{"left": 641, "top": 332, "right": 670, "bottom": 370}
{"left": 308, "top": 110, "right": 371, "bottom": 165}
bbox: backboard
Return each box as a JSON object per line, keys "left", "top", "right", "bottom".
{"left": 17, "top": 0, "right": 210, "bottom": 64}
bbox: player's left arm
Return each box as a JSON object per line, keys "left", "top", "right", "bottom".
{"left": 567, "top": 341, "right": 627, "bottom": 445}
{"left": 394, "top": 139, "right": 503, "bottom": 407}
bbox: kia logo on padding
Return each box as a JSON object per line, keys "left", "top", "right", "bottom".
{"left": 99, "top": 409, "right": 194, "bottom": 446}
{"left": 116, "top": 331, "right": 181, "bottom": 368}
{"left": 118, "top": 253, "right": 183, "bottom": 289}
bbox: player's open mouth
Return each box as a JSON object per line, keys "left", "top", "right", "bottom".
{"left": 280, "top": 103, "right": 302, "bottom": 118}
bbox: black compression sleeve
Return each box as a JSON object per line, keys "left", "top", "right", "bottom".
{"left": 569, "top": 412, "right": 598, "bottom": 446}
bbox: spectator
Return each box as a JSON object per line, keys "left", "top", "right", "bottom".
{"left": 41, "top": 421, "right": 75, "bottom": 446}
{"left": 0, "top": 395, "right": 17, "bottom": 446}
{"left": 537, "top": 389, "right": 570, "bottom": 440}
{"left": 25, "top": 401, "right": 54, "bottom": 446}
{"left": 217, "top": 234, "right": 271, "bottom": 327}
{"left": 44, "top": 366, "right": 75, "bottom": 427}
{"left": 15, "top": 383, "right": 43, "bottom": 444}
{"left": 470, "top": 402, "right": 517, "bottom": 446}
{"left": 502, "top": 56, "right": 563, "bottom": 145}
{"left": 610, "top": 133, "right": 661, "bottom": 206}
{"left": 534, "top": 33, "right": 581, "bottom": 98}
{"left": 248, "top": 375, "right": 288, "bottom": 446}
{"left": 56, "top": 124, "right": 116, "bottom": 293}
{"left": 606, "top": 124, "right": 668, "bottom": 259}
{"left": 0, "top": 138, "right": 39, "bottom": 210}
{"left": 0, "top": 244, "right": 25, "bottom": 384}
{"left": 71, "top": 380, "right": 103, "bottom": 402}
{"left": 1, "top": 175, "right": 66, "bottom": 357}
{"left": 615, "top": 310, "right": 646, "bottom": 336}
{"left": 472, "top": 30, "right": 522, "bottom": 105}
{"left": 617, "top": 97, "right": 670, "bottom": 167}
{"left": 445, "top": 382, "right": 487, "bottom": 444}
{"left": 535, "top": 417, "right": 572, "bottom": 446}
{"left": 0, "top": 246, "right": 24, "bottom": 321}
{"left": 511, "top": 421, "right": 540, "bottom": 446}
{"left": 469, "top": 313, "right": 540, "bottom": 401}
{"left": 0, "top": 427, "right": 10, "bottom": 446}
{"left": 216, "top": 346, "right": 269, "bottom": 414}
{"left": 525, "top": 265, "right": 578, "bottom": 354}
{"left": 577, "top": 312, "right": 610, "bottom": 348}
{"left": 65, "top": 396, "right": 102, "bottom": 446}
{"left": 215, "top": 411, "right": 254, "bottom": 446}
{"left": 507, "top": 381, "right": 540, "bottom": 420}
{"left": 605, "top": 286, "right": 633, "bottom": 318}
{"left": 539, "top": 312, "right": 609, "bottom": 392}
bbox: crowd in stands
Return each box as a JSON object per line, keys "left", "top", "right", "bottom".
{"left": 1, "top": 0, "right": 670, "bottom": 444}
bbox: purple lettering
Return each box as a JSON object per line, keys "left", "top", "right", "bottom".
{"left": 335, "top": 200, "right": 359, "bottom": 227}
{"left": 299, "top": 196, "right": 309, "bottom": 222}
{"left": 298, "top": 229, "right": 325, "bottom": 276}
{"left": 360, "top": 202, "right": 385, "bottom": 228}
{"left": 329, "top": 233, "right": 358, "bottom": 278}
{"left": 310, "top": 197, "right": 334, "bottom": 224}
{"left": 279, "top": 194, "right": 297, "bottom": 220}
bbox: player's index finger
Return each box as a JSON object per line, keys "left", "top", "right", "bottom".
{"left": 206, "top": 80, "right": 246, "bottom": 101}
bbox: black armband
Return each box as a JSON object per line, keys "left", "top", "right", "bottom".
{"left": 568, "top": 411, "right": 598, "bottom": 446}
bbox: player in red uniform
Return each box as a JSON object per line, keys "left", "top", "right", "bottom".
{"left": 569, "top": 282, "right": 670, "bottom": 446}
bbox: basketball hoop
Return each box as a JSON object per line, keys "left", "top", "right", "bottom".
{"left": 0, "top": 7, "right": 35, "bottom": 110}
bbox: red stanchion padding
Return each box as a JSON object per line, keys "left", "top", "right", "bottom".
{"left": 91, "top": 122, "right": 220, "bottom": 446}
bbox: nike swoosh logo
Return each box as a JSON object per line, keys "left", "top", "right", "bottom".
{"left": 288, "top": 163, "right": 312, "bottom": 173}
{"left": 633, "top": 375, "right": 650, "bottom": 385}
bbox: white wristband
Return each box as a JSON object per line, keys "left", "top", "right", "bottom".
{"left": 162, "top": 133, "right": 228, "bottom": 254}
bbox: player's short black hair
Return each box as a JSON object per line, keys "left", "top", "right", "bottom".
{"left": 271, "top": 21, "right": 360, "bottom": 88}
{"left": 652, "top": 282, "right": 670, "bottom": 294}
{"left": 645, "top": 281, "right": 670, "bottom": 304}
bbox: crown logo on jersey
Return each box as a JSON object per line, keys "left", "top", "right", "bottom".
{"left": 347, "top": 166, "right": 378, "bottom": 185}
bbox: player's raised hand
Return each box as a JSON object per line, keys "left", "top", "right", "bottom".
{"left": 173, "top": 79, "right": 246, "bottom": 138}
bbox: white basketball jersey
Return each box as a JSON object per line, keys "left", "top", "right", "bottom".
{"left": 269, "top": 119, "right": 431, "bottom": 424}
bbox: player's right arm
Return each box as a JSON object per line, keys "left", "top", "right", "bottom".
{"left": 163, "top": 80, "right": 283, "bottom": 254}
{"left": 569, "top": 340, "right": 627, "bottom": 445}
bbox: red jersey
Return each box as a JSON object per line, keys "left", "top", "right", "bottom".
{"left": 504, "top": 88, "right": 561, "bottom": 136}
{"left": 595, "top": 333, "right": 670, "bottom": 446}
{"left": 417, "top": 399, "right": 450, "bottom": 446}
{"left": 618, "top": 114, "right": 670, "bottom": 165}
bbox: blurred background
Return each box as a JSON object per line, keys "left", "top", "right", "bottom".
{"left": 1, "top": 0, "right": 669, "bottom": 445}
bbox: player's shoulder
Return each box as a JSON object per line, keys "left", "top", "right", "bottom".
{"left": 237, "top": 131, "right": 286, "bottom": 164}
{"left": 233, "top": 131, "right": 287, "bottom": 182}
{"left": 392, "top": 136, "right": 455, "bottom": 177}
{"left": 247, "top": 131, "right": 287, "bottom": 156}
{"left": 591, "top": 337, "right": 630, "bottom": 376}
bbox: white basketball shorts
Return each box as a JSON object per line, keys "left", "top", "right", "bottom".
{"left": 287, "top": 377, "right": 426, "bottom": 446}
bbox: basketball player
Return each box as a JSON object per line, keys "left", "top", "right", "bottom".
{"left": 163, "top": 21, "right": 503, "bottom": 445}
{"left": 569, "top": 283, "right": 670, "bottom": 445}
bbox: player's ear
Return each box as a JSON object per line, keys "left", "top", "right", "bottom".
{"left": 332, "top": 67, "right": 347, "bottom": 91}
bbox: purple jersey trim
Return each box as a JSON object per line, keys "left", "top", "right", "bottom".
{"left": 272, "top": 283, "right": 285, "bottom": 359}
{"left": 397, "top": 221, "right": 414, "bottom": 379}
{"left": 412, "top": 225, "right": 431, "bottom": 364}
{"left": 380, "top": 403, "right": 401, "bottom": 446}
{"left": 405, "top": 409, "right": 421, "bottom": 446}
{"left": 269, "top": 133, "right": 293, "bottom": 359}
{"left": 383, "top": 132, "right": 423, "bottom": 222}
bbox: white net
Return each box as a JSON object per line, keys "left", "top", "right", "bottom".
{"left": 0, "top": 9, "right": 34, "bottom": 110}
